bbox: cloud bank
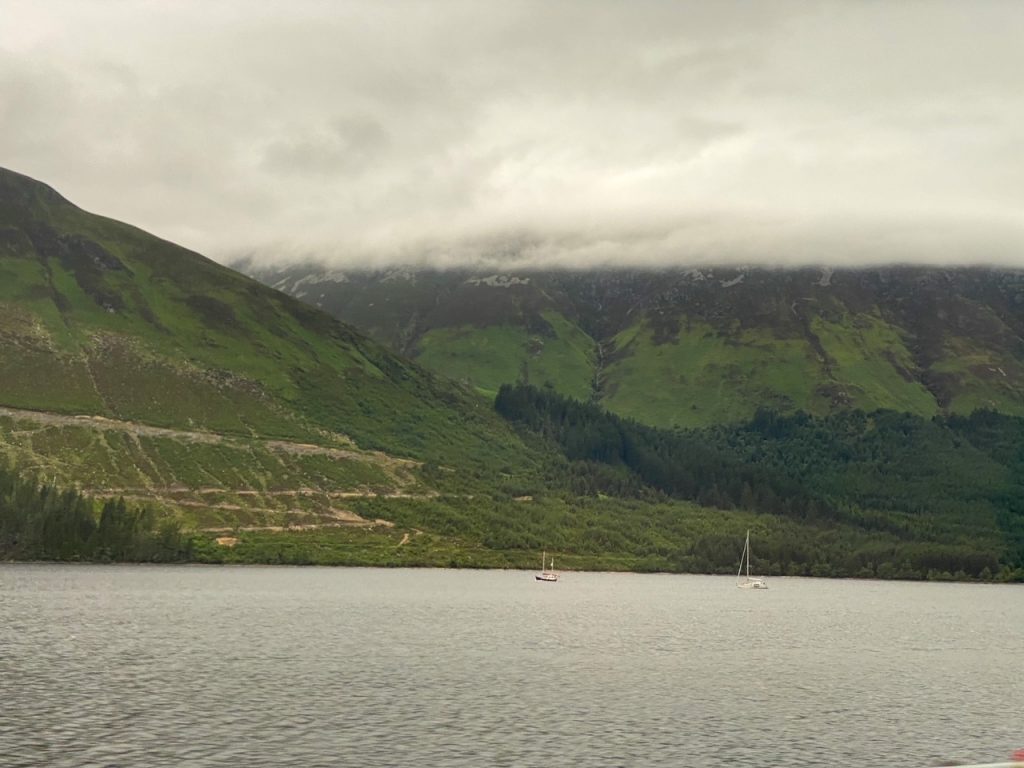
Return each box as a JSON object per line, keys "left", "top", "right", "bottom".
{"left": 2, "top": 0, "right": 1023, "bottom": 269}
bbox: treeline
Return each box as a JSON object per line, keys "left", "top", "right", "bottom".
{"left": 495, "top": 384, "right": 831, "bottom": 517}
{"left": 710, "top": 407, "right": 1024, "bottom": 568}
{"left": 495, "top": 384, "right": 1024, "bottom": 578}
{"left": 0, "top": 465, "right": 192, "bottom": 562}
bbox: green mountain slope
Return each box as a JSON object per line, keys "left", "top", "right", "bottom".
{"left": 248, "top": 265, "right": 1024, "bottom": 427}
{"left": 0, "top": 168, "right": 532, "bottom": 467}
{"left": 0, "top": 167, "right": 558, "bottom": 536}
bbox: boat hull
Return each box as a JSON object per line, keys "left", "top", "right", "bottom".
{"left": 737, "top": 579, "right": 768, "bottom": 589}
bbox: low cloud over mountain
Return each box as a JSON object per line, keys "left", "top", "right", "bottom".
{"left": 4, "top": 1, "right": 1023, "bottom": 268}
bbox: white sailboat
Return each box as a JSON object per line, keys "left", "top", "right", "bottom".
{"left": 737, "top": 530, "right": 767, "bottom": 589}
{"left": 535, "top": 550, "right": 558, "bottom": 582}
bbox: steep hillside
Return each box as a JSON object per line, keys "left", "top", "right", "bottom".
{"left": 248, "top": 264, "right": 1024, "bottom": 427}
{"left": 0, "top": 167, "right": 545, "bottom": 528}
{"left": 0, "top": 168, "right": 533, "bottom": 462}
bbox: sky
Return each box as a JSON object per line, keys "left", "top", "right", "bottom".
{"left": 2, "top": 0, "right": 1023, "bottom": 270}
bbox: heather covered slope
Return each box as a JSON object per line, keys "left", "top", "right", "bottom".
{"left": 250, "top": 265, "right": 1024, "bottom": 427}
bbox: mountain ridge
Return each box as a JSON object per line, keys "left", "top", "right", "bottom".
{"left": 244, "top": 262, "right": 1024, "bottom": 426}
{"left": 0, "top": 166, "right": 530, "bottom": 462}
{"left": 0, "top": 165, "right": 544, "bottom": 532}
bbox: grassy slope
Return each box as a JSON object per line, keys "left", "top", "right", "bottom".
{"left": 415, "top": 310, "right": 596, "bottom": 400}
{"left": 600, "top": 321, "right": 823, "bottom": 427}
{"left": 192, "top": 495, "right": 836, "bottom": 572}
{"left": 246, "top": 267, "right": 1024, "bottom": 430}
{"left": 929, "top": 336, "right": 1024, "bottom": 416}
{"left": 0, "top": 405, "right": 789, "bottom": 573}
{"left": 0, "top": 412, "right": 414, "bottom": 529}
{"left": 810, "top": 314, "right": 937, "bottom": 416}
{"left": 0, "top": 168, "right": 533, "bottom": 471}
{"left": 599, "top": 312, "right": 1019, "bottom": 427}
{"left": 0, "top": 166, "right": 560, "bottom": 546}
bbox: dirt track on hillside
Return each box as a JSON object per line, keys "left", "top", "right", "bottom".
{"left": 0, "top": 405, "right": 419, "bottom": 466}
{"left": 0, "top": 405, "right": 446, "bottom": 531}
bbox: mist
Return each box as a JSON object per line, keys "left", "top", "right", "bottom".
{"left": 3, "top": 0, "right": 1023, "bottom": 270}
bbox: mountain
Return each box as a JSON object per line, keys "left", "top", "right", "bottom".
{"left": 3, "top": 167, "right": 1021, "bottom": 579}
{"left": 0, "top": 167, "right": 539, "bottom": 531}
{"left": 245, "top": 264, "right": 1024, "bottom": 428}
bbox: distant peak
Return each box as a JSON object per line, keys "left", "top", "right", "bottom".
{"left": 0, "top": 167, "right": 74, "bottom": 210}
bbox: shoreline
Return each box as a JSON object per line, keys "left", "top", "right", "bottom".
{"left": 3, "top": 558, "right": 1021, "bottom": 584}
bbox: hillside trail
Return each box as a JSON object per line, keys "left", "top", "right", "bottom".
{"left": 0, "top": 405, "right": 419, "bottom": 467}
{"left": 0, "top": 405, "right": 449, "bottom": 524}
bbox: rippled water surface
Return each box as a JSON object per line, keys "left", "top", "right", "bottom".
{"left": 1, "top": 565, "right": 1022, "bottom": 767}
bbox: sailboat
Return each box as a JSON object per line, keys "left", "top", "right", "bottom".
{"left": 737, "top": 530, "right": 767, "bottom": 589}
{"left": 535, "top": 550, "right": 558, "bottom": 582}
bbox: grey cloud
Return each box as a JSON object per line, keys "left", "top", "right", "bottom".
{"left": 1, "top": 0, "right": 1022, "bottom": 269}
{"left": 262, "top": 116, "right": 389, "bottom": 177}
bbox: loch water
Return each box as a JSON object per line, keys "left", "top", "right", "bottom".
{"left": 1, "top": 564, "right": 1021, "bottom": 767}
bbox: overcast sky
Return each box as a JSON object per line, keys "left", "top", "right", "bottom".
{"left": 2, "top": 0, "right": 1023, "bottom": 269}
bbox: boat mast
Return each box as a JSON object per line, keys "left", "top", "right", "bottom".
{"left": 746, "top": 530, "right": 751, "bottom": 579}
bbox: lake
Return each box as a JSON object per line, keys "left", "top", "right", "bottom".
{"left": 1, "top": 565, "right": 1021, "bottom": 767}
